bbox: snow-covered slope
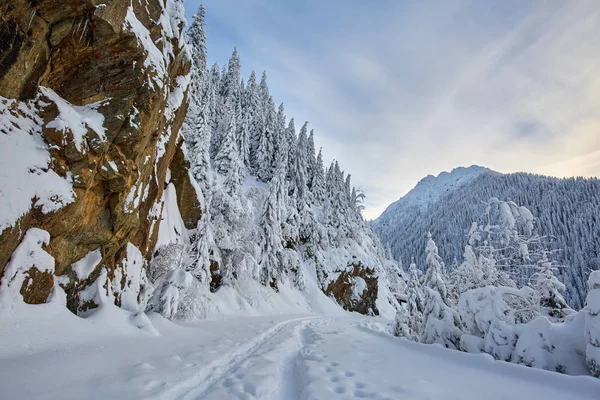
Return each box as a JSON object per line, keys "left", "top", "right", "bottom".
{"left": 2, "top": 311, "right": 599, "bottom": 400}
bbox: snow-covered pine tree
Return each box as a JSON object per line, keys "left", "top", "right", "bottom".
{"left": 293, "top": 122, "right": 310, "bottom": 203}
{"left": 186, "top": 5, "right": 207, "bottom": 82}
{"left": 421, "top": 287, "right": 464, "bottom": 349}
{"left": 312, "top": 148, "right": 326, "bottom": 204}
{"left": 405, "top": 260, "right": 424, "bottom": 338}
{"left": 306, "top": 129, "right": 317, "bottom": 190}
{"left": 214, "top": 112, "right": 238, "bottom": 176}
{"left": 284, "top": 118, "right": 297, "bottom": 187}
{"left": 256, "top": 93, "right": 276, "bottom": 181}
{"left": 245, "top": 71, "right": 262, "bottom": 171}
{"left": 423, "top": 232, "right": 449, "bottom": 305}
{"left": 533, "top": 252, "right": 568, "bottom": 319}
{"left": 236, "top": 78, "right": 250, "bottom": 170}
{"left": 208, "top": 62, "right": 222, "bottom": 158}
{"left": 274, "top": 103, "right": 288, "bottom": 175}
{"left": 258, "top": 166, "right": 287, "bottom": 285}
{"left": 394, "top": 305, "right": 412, "bottom": 338}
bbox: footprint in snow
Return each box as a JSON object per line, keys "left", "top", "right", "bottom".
{"left": 333, "top": 386, "right": 346, "bottom": 394}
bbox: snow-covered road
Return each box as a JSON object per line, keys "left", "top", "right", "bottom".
{"left": 1, "top": 313, "right": 599, "bottom": 400}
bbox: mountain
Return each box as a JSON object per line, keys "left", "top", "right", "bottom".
{"left": 374, "top": 165, "right": 491, "bottom": 225}
{"left": 373, "top": 167, "right": 600, "bottom": 309}
{"left": 0, "top": 1, "right": 402, "bottom": 321}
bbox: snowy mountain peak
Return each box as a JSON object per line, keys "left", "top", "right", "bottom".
{"left": 375, "top": 165, "right": 493, "bottom": 221}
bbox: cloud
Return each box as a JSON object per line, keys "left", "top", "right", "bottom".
{"left": 186, "top": 0, "right": 600, "bottom": 219}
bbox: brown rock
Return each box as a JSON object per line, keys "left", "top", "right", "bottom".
{"left": 325, "top": 262, "right": 380, "bottom": 316}
{"left": 0, "top": 0, "right": 201, "bottom": 312}
{"left": 20, "top": 267, "right": 54, "bottom": 304}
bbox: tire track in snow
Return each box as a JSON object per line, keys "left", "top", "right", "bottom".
{"left": 147, "top": 316, "right": 316, "bottom": 400}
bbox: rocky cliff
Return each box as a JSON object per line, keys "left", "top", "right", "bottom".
{"left": 0, "top": 0, "right": 200, "bottom": 314}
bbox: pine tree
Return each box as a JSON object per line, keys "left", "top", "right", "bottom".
{"left": 312, "top": 148, "right": 326, "bottom": 204}
{"left": 274, "top": 103, "right": 287, "bottom": 170}
{"left": 285, "top": 118, "right": 297, "bottom": 187}
{"left": 186, "top": 5, "right": 207, "bottom": 78}
{"left": 533, "top": 252, "right": 568, "bottom": 319}
{"left": 423, "top": 232, "right": 449, "bottom": 305}
{"left": 293, "top": 122, "right": 310, "bottom": 203}
{"left": 306, "top": 129, "right": 317, "bottom": 190}
{"left": 208, "top": 62, "right": 222, "bottom": 159}
{"left": 406, "top": 260, "right": 424, "bottom": 337}
{"left": 259, "top": 167, "right": 286, "bottom": 285}
{"left": 394, "top": 305, "right": 412, "bottom": 338}
{"left": 245, "top": 71, "right": 262, "bottom": 171}
{"left": 256, "top": 95, "right": 276, "bottom": 181}
{"left": 214, "top": 113, "right": 238, "bottom": 177}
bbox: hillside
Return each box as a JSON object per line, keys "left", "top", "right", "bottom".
{"left": 373, "top": 168, "right": 600, "bottom": 309}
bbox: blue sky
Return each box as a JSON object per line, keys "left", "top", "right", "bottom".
{"left": 184, "top": 0, "right": 600, "bottom": 219}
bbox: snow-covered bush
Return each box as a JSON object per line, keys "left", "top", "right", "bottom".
{"left": 148, "top": 269, "right": 208, "bottom": 320}
{"left": 394, "top": 305, "right": 412, "bottom": 339}
{"left": 512, "top": 312, "right": 587, "bottom": 374}
{"left": 457, "top": 286, "right": 540, "bottom": 360}
{"left": 147, "top": 243, "right": 188, "bottom": 284}
{"left": 585, "top": 271, "right": 600, "bottom": 377}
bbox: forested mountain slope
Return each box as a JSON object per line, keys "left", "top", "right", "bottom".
{"left": 374, "top": 168, "right": 600, "bottom": 308}
{"left": 158, "top": 7, "right": 404, "bottom": 319}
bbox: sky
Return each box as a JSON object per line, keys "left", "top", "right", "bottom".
{"left": 184, "top": 0, "right": 600, "bottom": 219}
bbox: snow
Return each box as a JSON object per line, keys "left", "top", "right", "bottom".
{"left": 0, "top": 228, "right": 56, "bottom": 314}
{"left": 116, "top": 243, "right": 151, "bottom": 312}
{"left": 587, "top": 290, "right": 600, "bottom": 315}
{"left": 1, "top": 314, "right": 599, "bottom": 400}
{"left": 124, "top": 6, "right": 167, "bottom": 89}
{"left": 155, "top": 182, "right": 190, "bottom": 249}
{"left": 42, "top": 87, "right": 106, "bottom": 152}
{"left": 0, "top": 95, "right": 75, "bottom": 232}
{"left": 71, "top": 249, "right": 102, "bottom": 281}
{"left": 353, "top": 277, "right": 367, "bottom": 300}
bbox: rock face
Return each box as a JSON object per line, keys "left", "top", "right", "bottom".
{"left": 0, "top": 0, "right": 200, "bottom": 313}
{"left": 325, "top": 262, "right": 380, "bottom": 316}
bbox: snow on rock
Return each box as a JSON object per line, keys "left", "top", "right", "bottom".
{"left": 115, "top": 243, "right": 152, "bottom": 312}
{"left": 78, "top": 268, "right": 115, "bottom": 316}
{"left": 124, "top": 5, "right": 167, "bottom": 90}
{"left": 0, "top": 228, "right": 56, "bottom": 313}
{"left": 352, "top": 277, "right": 367, "bottom": 300}
{"left": 71, "top": 249, "right": 102, "bottom": 281}
{"left": 41, "top": 87, "right": 107, "bottom": 152}
{"left": 155, "top": 182, "right": 190, "bottom": 249}
{"left": 0, "top": 96, "right": 75, "bottom": 232}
